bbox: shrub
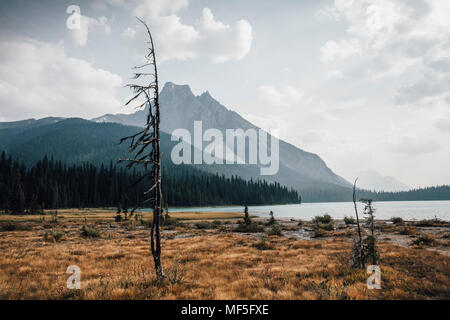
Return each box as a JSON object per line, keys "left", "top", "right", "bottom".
{"left": 313, "top": 214, "right": 333, "bottom": 224}
{"left": 399, "top": 226, "right": 412, "bottom": 235}
{"left": 415, "top": 217, "right": 446, "bottom": 227}
{"left": 321, "top": 222, "right": 334, "bottom": 231}
{"left": 253, "top": 236, "right": 273, "bottom": 250}
{"left": 162, "top": 216, "right": 182, "bottom": 229}
{"left": 391, "top": 217, "right": 404, "bottom": 225}
{"left": 233, "top": 221, "right": 263, "bottom": 233}
{"left": 267, "top": 223, "right": 282, "bottom": 236}
{"left": 0, "top": 222, "right": 32, "bottom": 232}
{"left": 80, "top": 225, "right": 100, "bottom": 238}
{"left": 412, "top": 233, "right": 437, "bottom": 246}
{"left": 267, "top": 211, "right": 276, "bottom": 226}
{"left": 0, "top": 222, "right": 18, "bottom": 232}
{"left": 194, "top": 221, "right": 212, "bottom": 229}
{"left": 44, "top": 230, "right": 65, "bottom": 242}
{"left": 165, "top": 257, "right": 186, "bottom": 285}
{"left": 344, "top": 216, "right": 356, "bottom": 225}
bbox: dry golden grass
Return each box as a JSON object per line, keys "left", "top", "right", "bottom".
{"left": 0, "top": 209, "right": 242, "bottom": 223}
{"left": 0, "top": 212, "right": 449, "bottom": 300}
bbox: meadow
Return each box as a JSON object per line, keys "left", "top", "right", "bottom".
{"left": 0, "top": 209, "right": 449, "bottom": 299}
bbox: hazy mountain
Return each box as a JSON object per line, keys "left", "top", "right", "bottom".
{"left": 357, "top": 170, "right": 411, "bottom": 192}
{"left": 93, "top": 82, "right": 351, "bottom": 193}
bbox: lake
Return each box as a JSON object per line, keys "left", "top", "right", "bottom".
{"left": 153, "top": 200, "right": 450, "bottom": 221}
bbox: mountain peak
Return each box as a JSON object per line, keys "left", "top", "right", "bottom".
{"left": 161, "top": 82, "right": 194, "bottom": 98}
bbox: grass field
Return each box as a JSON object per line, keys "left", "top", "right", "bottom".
{"left": 0, "top": 209, "right": 449, "bottom": 299}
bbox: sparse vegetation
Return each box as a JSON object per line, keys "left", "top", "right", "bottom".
{"left": 391, "top": 217, "right": 404, "bottom": 225}
{"left": 43, "top": 230, "right": 64, "bottom": 242}
{"left": 267, "top": 223, "right": 282, "bottom": 236}
{"left": 253, "top": 236, "right": 273, "bottom": 250}
{"left": 412, "top": 233, "right": 438, "bottom": 247}
{"left": 344, "top": 216, "right": 356, "bottom": 225}
{"left": 0, "top": 209, "right": 448, "bottom": 299}
{"left": 80, "top": 225, "right": 100, "bottom": 238}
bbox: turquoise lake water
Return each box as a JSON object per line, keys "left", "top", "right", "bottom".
{"left": 142, "top": 200, "right": 450, "bottom": 221}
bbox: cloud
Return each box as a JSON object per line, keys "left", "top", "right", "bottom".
{"left": 435, "top": 119, "right": 450, "bottom": 133}
{"left": 121, "top": 2, "right": 252, "bottom": 63}
{"left": 68, "top": 15, "right": 112, "bottom": 47}
{"left": 386, "top": 136, "right": 441, "bottom": 155}
{"left": 0, "top": 39, "right": 122, "bottom": 120}
{"left": 319, "top": 0, "right": 450, "bottom": 107}
{"left": 395, "top": 71, "right": 450, "bottom": 106}
{"left": 256, "top": 85, "right": 305, "bottom": 107}
{"left": 320, "top": 39, "right": 361, "bottom": 63}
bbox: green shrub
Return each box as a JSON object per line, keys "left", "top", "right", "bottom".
{"left": 412, "top": 233, "right": 437, "bottom": 246}
{"left": 415, "top": 217, "right": 446, "bottom": 227}
{"left": 233, "top": 221, "right": 263, "bottom": 233}
{"left": 267, "top": 223, "right": 282, "bottom": 236}
{"left": 313, "top": 214, "right": 333, "bottom": 224}
{"left": 344, "top": 216, "right": 356, "bottom": 225}
{"left": 0, "top": 222, "right": 18, "bottom": 232}
{"left": 194, "top": 221, "right": 212, "bottom": 229}
{"left": 253, "top": 236, "right": 273, "bottom": 250}
{"left": 165, "top": 257, "right": 186, "bottom": 285}
{"left": 391, "top": 217, "right": 404, "bottom": 225}
{"left": 399, "top": 226, "right": 412, "bottom": 235}
{"left": 0, "top": 222, "right": 32, "bottom": 232}
{"left": 80, "top": 225, "right": 100, "bottom": 238}
{"left": 321, "top": 222, "right": 334, "bottom": 231}
{"left": 44, "top": 230, "right": 65, "bottom": 242}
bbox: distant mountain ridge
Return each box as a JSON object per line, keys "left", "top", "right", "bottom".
{"left": 93, "top": 82, "right": 351, "bottom": 192}
{"left": 357, "top": 170, "right": 411, "bottom": 192}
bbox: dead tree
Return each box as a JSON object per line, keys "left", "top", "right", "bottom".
{"left": 119, "top": 18, "right": 164, "bottom": 278}
{"left": 351, "top": 178, "right": 365, "bottom": 268}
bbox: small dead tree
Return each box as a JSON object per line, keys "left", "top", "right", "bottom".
{"left": 351, "top": 178, "right": 365, "bottom": 268}
{"left": 120, "top": 18, "right": 164, "bottom": 278}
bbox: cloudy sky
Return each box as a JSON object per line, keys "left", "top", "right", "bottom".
{"left": 0, "top": 0, "right": 449, "bottom": 188}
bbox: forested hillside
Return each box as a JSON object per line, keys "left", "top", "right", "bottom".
{"left": 0, "top": 152, "right": 301, "bottom": 213}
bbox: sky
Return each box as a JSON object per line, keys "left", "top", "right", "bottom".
{"left": 0, "top": 0, "right": 449, "bottom": 188}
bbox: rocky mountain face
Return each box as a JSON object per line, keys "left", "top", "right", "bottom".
{"left": 93, "top": 82, "right": 351, "bottom": 192}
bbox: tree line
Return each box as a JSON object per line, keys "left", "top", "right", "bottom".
{"left": 0, "top": 151, "right": 301, "bottom": 213}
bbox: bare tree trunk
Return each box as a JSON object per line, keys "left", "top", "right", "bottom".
{"left": 120, "top": 18, "right": 164, "bottom": 278}
{"left": 353, "top": 178, "right": 365, "bottom": 268}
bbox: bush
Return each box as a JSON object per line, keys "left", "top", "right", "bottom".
{"left": 0, "top": 222, "right": 32, "bottom": 232}
{"left": 165, "top": 257, "right": 186, "bottom": 285}
{"left": 44, "top": 230, "right": 64, "bottom": 242}
{"left": 162, "top": 216, "right": 182, "bottom": 229}
{"left": 344, "top": 216, "right": 356, "bottom": 225}
{"left": 391, "top": 217, "right": 404, "bottom": 225}
{"left": 412, "top": 233, "right": 437, "bottom": 246}
{"left": 415, "top": 217, "right": 446, "bottom": 227}
{"left": 321, "top": 222, "right": 334, "bottom": 231}
{"left": 0, "top": 222, "right": 18, "bottom": 232}
{"left": 80, "top": 225, "right": 100, "bottom": 238}
{"left": 313, "top": 214, "right": 333, "bottom": 224}
{"left": 399, "top": 226, "right": 412, "bottom": 235}
{"left": 253, "top": 236, "right": 273, "bottom": 250}
{"left": 267, "top": 223, "right": 282, "bottom": 236}
{"left": 233, "top": 221, "right": 263, "bottom": 233}
{"left": 194, "top": 221, "right": 213, "bottom": 229}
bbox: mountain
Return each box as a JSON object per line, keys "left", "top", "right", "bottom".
{"left": 357, "top": 170, "right": 411, "bottom": 192}
{"left": 93, "top": 82, "right": 351, "bottom": 193}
